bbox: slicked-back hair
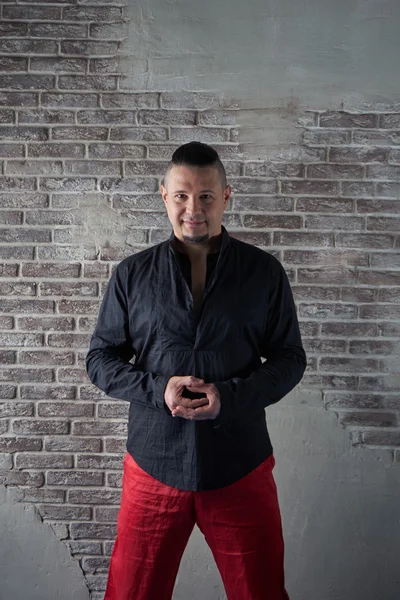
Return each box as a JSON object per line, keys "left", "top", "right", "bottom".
{"left": 163, "top": 141, "right": 227, "bottom": 190}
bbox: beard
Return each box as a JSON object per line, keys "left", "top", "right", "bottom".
{"left": 182, "top": 232, "right": 209, "bottom": 244}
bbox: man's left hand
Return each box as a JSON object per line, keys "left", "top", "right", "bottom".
{"left": 171, "top": 383, "right": 220, "bottom": 420}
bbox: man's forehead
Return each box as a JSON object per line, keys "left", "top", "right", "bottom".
{"left": 168, "top": 165, "right": 220, "bottom": 187}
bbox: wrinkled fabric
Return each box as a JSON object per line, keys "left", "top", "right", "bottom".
{"left": 86, "top": 227, "right": 306, "bottom": 490}
{"left": 104, "top": 452, "right": 290, "bottom": 600}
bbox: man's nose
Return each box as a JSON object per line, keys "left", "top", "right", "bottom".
{"left": 186, "top": 196, "right": 202, "bottom": 215}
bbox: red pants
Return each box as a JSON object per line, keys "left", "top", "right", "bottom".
{"left": 104, "top": 453, "right": 290, "bottom": 600}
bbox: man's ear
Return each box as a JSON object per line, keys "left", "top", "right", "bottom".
{"left": 223, "top": 185, "right": 232, "bottom": 206}
{"left": 160, "top": 183, "right": 168, "bottom": 204}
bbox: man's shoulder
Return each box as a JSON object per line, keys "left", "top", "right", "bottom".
{"left": 229, "top": 235, "right": 280, "bottom": 269}
{"left": 115, "top": 239, "right": 169, "bottom": 274}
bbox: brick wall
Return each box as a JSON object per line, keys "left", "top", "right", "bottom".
{"left": 0, "top": 1, "right": 399, "bottom": 597}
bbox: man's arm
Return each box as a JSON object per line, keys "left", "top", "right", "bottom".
{"left": 213, "top": 258, "right": 306, "bottom": 423}
{"left": 86, "top": 265, "right": 170, "bottom": 413}
{"left": 175, "top": 257, "right": 306, "bottom": 423}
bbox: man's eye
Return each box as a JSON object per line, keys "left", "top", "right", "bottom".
{"left": 175, "top": 195, "right": 186, "bottom": 200}
{"left": 201, "top": 195, "right": 213, "bottom": 202}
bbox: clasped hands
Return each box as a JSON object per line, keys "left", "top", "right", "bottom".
{"left": 164, "top": 376, "right": 220, "bottom": 421}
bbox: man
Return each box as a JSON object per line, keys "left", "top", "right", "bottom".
{"left": 86, "top": 141, "right": 306, "bottom": 600}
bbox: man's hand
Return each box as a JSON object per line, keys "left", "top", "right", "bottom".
{"left": 171, "top": 383, "right": 221, "bottom": 421}
{"left": 164, "top": 376, "right": 208, "bottom": 413}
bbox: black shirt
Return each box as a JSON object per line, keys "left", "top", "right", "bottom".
{"left": 86, "top": 227, "right": 306, "bottom": 491}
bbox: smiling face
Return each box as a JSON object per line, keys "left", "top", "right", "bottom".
{"left": 160, "top": 165, "right": 231, "bottom": 245}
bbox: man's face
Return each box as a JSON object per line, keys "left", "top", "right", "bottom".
{"left": 160, "top": 165, "right": 231, "bottom": 244}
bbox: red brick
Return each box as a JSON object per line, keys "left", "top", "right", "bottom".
{"left": 13, "top": 419, "right": 68, "bottom": 435}
{"left": 39, "top": 505, "right": 92, "bottom": 522}
{"left": 68, "top": 489, "right": 121, "bottom": 505}
{"left": 44, "top": 437, "right": 101, "bottom": 453}
{"left": 339, "top": 411, "right": 397, "bottom": 428}
{"left": 47, "top": 470, "right": 104, "bottom": 486}
{"left": 20, "top": 385, "right": 75, "bottom": 400}
{"left": 0, "top": 437, "right": 41, "bottom": 452}
{"left": 38, "top": 402, "right": 94, "bottom": 418}
{"left": 16, "top": 454, "right": 73, "bottom": 469}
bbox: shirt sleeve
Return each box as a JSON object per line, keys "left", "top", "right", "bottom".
{"left": 213, "top": 257, "right": 306, "bottom": 425}
{"left": 86, "top": 264, "right": 169, "bottom": 413}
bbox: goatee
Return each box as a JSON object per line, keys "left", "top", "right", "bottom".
{"left": 182, "top": 233, "right": 209, "bottom": 244}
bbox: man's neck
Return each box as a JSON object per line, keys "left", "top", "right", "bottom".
{"left": 173, "top": 231, "right": 222, "bottom": 262}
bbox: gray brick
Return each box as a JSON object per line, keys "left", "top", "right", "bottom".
{"left": 0, "top": 403, "right": 34, "bottom": 418}
{"left": 0, "top": 40, "right": 57, "bottom": 55}
{"left": 30, "top": 58, "right": 87, "bottom": 74}
{"left": 0, "top": 75, "right": 54, "bottom": 91}
{"left": 169, "top": 127, "right": 229, "bottom": 143}
{"left": 15, "top": 453, "right": 73, "bottom": 469}
{"left": 47, "top": 470, "right": 104, "bottom": 486}
{"left": 63, "top": 7, "right": 123, "bottom": 22}
{"left": 28, "top": 143, "right": 85, "bottom": 158}
{"left": 44, "top": 437, "right": 101, "bottom": 453}
{"left": 13, "top": 419, "right": 68, "bottom": 435}
{"left": 59, "top": 75, "right": 117, "bottom": 92}
{"left": 42, "top": 93, "right": 99, "bottom": 108}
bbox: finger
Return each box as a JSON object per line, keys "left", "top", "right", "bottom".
{"left": 186, "top": 384, "right": 207, "bottom": 393}
{"left": 187, "top": 397, "right": 209, "bottom": 408}
{"left": 172, "top": 406, "right": 196, "bottom": 419}
{"left": 180, "top": 376, "right": 204, "bottom": 387}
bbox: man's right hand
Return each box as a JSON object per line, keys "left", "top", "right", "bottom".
{"left": 164, "top": 376, "right": 208, "bottom": 413}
